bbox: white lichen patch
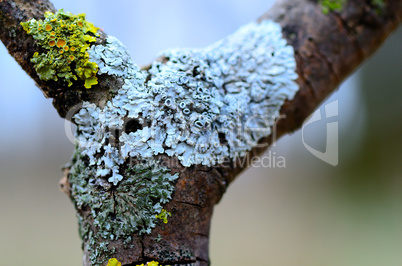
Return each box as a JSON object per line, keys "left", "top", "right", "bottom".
{"left": 76, "top": 20, "right": 299, "bottom": 185}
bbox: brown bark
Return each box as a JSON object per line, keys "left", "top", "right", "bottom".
{"left": 1, "top": 0, "right": 401, "bottom": 265}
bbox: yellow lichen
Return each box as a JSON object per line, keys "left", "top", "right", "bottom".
{"left": 84, "top": 76, "right": 98, "bottom": 89}
{"left": 155, "top": 209, "right": 171, "bottom": 224}
{"left": 106, "top": 258, "right": 121, "bottom": 266}
{"left": 136, "top": 261, "right": 165, "bottom": 266}
{"left": 20, "top": 9, "right": 100, "bottom": 88}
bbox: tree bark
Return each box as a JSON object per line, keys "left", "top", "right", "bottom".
{"left": 1, "top": 0, "right": 401, "bottom": 265}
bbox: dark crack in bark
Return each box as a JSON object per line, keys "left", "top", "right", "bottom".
{"left": 307, "top": 36, "right": 340, "bottom": 84}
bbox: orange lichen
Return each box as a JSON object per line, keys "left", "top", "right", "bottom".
{"left": 64, "top": 46, "right": 69, "bottom": 51}
{"left": 45, "top": 24, "right": 52, "bottom": 31}
{"left": 48, "top": 40, "right": 56, "bottom": 47}
{"left": 56, "top": 39, "right": 66, "bottom": 48}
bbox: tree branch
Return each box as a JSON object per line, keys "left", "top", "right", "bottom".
{"left": 260, "top": 0, "right": 401, "bottom": 138}
{"left": 0, "top": 0, "right": 122, "bottom": 117}
{"left": 1, "top": 0, "right": 401, "bottom": 265}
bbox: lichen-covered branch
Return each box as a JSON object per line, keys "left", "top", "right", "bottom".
{"left": 0, "top": 0, "right": 122, "bottom": 117}
{"left": 258, "top": 0, "right": 401, "bottom": 140}
{"left": 1, "top": 0, "right": 401, "bottom": 265}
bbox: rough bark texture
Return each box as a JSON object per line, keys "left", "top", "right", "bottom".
{"left": 1, "top": 0, "right": 401, "bottom": 265}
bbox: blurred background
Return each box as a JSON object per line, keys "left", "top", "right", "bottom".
{"left": 0, "top": 1, "right": 401, "bottom": 265}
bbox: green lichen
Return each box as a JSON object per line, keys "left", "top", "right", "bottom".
{"left": 319, "top": 0, "right": 346, "bottom": 14}
{"left": 371, "top": 0, "right": 385, "bottom": 7}
{"left": 370, "top": 0, "right": 386, "bottom": 14}
{"left": 319, "top": 0, "right": 386, "bottom": 15}
{"left": 68, "top": 148, "right": 178, "bottom": 265}
{"left": 21, "top": 9, "right": 99, "bottom": 88}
